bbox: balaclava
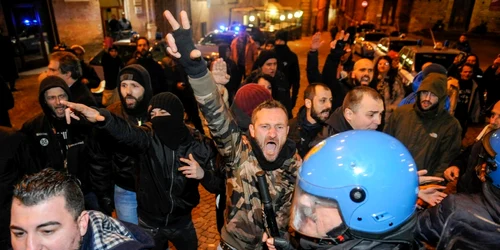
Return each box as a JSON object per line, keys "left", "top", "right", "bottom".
{"left": 149, "top": 92, "right": 189, "bottom": 150}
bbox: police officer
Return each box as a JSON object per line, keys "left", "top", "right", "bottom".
{"left": 264, "top": 130, "right": 421, "bottom": 249}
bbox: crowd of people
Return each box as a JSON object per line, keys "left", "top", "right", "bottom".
{"left": 1, "top": 9, "right": 500, "bottom": 250}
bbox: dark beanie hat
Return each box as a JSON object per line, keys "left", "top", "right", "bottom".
{"left": 234, "top": 84, "right": 273, "bottom": 117}
{"left": 119, "top": 65, "right": 149, "bottom": 87}
{"left": 149, "top": 92, "right": 184, "bottom": 121}
{"left": 422, "top": 63, "right": 447, "bottom": 78}
{"left": 275, "top": 30, "right": 288, "bottom": 43}
{"left": 255, "top": 50, "right": 278, "bottom": 68}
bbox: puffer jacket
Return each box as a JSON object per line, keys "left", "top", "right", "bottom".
{"left": 190, "top": 72, "right": 301, "bottom": 250}
{"left": 95, "top": 109, "right": 216, "bottom": 227}
{"left": 384, "top": 73, "right": 462, "bottom": 176}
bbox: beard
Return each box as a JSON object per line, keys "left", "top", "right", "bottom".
{"left": 124, "top": 95, "right": 142, "bottom": 109}
{"left": 311, "top": 104, "right": 331, "bottom": 124}
{"left": 353, "top": 75, "right": 371, "bottom": 86}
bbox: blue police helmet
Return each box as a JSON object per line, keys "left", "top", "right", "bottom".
{"left": 297, "top": 130, "right": 419, "bottom": 234}
{"left": 482, "top": 129, "right": 500, "bottom": 188}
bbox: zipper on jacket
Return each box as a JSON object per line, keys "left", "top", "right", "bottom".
{"left": 165, "top": 150, "right": 175, "bottom": 226}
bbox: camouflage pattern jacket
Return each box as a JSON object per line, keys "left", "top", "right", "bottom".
{"left": 190, "top": 72, "right": 301, "bottom": 250}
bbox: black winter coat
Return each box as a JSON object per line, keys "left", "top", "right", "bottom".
{"left": 70, "top": 79, "right": 97, "bottom": 107}
{"left": 288, "top": 106, "right": 324, "bottom": 157}
{"left": 416, "top": 183, "right": 500, "bottom": 249}
{"left": 128, "top": 52, "right": 169, "bottom": 95}
{"left": 97, "top": 109, "right": 217, "bottom": 227}
{"left": 275, "top": 45, "right": 300, "bottom": 108}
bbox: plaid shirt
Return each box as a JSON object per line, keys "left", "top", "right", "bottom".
{"left": 88, "top": 211, "right": 137, "bottom": 250}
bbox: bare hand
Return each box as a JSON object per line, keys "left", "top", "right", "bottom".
{"left": 211, "top": 58, "right": 230, "bottom": 85}
{"left": 443, "top": 166, "right": 460, "bottom": 182}
{"left": 179, "top": 154, "right": 205, "bottom": 179}
{"left": 60, "top": 100, "right": 105, "bottom": 124}
{"left": 310, "top": 32, "right": 323, "bottom": 51}
{"left": 418, "top": 170, "right": 444, "bottom": 184}
{"left": 330, "top": 30, "right": 350, "bottom": 50}
{"left": 164, "top": 10, "right": 201, "bottom": 59}
{"left": 262, "top": 232, "right": 277, "bottom": 250}
{"left": 419, "top": 185, "right": 447, "bottom": 207}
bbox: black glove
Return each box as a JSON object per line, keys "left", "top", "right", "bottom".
{"left": 99, "top": 196, "right": 115, "bottom": 215}
{"left": 274, "top": 237, "right": 296, "bottom": 250}
{"left": 171, "top": 28, "right": 207, "bottom": 78}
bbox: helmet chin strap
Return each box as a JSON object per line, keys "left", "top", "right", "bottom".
{"left": 325, "top": 223, "right": 351, "bottom": 244}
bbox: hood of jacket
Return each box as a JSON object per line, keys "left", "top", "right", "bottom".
{"left": 118, "top": 64, "right": 153, "bottom": 117}
{"left": 38, "top": 76, "right": 72, "bottom": 118}
{"left": 415, "top": 72, "right": 448, "bottom": 117}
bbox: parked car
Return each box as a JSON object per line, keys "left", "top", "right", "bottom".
{"left": 195, "top": 30, "right": 236, "bottom": 63}
{"left": 373, "top": 36, "right": 419, "bottom": 58}
{"left": 356, "top": 22, "right": 377, "bottom": 33}
{"left": 353, "top": 31, "right": 388, "bottom": 58}
{"left": 396, "top": 45, "right": 466, "bottom": 89}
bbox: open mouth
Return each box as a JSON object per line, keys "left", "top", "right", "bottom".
{"left": 265, "top": 141, "right": 277, "bottom": 155}
{"left": 360, "top": 76, "right": 370, "bottom": 82}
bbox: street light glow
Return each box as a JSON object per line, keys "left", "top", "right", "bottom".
{"left": 280, "top": 15, "right": 285, "bottom": 21}
{"left": 287, "top": 13, "right": 293, "bottom": 19}
{"left": 249, "top": 15, "right": 255, "bottom": 22}
{"left": 294, "top": 11, "right": 303, "bottom": 18}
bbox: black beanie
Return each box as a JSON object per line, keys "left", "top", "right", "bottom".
{"left": 119, "top": 66, "right": 147, "bottom": 85}
{"left": 255, "top": 50, "right": 278, "bottom": 68}
{"left": 149, "top": 92, "right": 184, "bottom": 121}
{"left": 275, "top": 30, "right": 288, "bottom": 43}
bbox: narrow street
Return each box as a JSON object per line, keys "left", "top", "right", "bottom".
{"left": 7, "top": 31, "right": 492, "bottom": 249}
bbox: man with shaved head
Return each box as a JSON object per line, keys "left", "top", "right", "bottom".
{"left": 307, "top": 32, "right": 374, "bottom": 110}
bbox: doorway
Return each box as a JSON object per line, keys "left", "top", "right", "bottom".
{"left": 449, "top": 0, "right": 475, "bottom": 31}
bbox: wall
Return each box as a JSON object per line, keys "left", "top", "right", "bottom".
{"left": 469, "top": 0, "right": 500, "bottom": 33}
{"left": 407, "top": 0, "right": 452, "bottom": 32}
{"left": 52, "top": 0, "right": 103, "bottom": 48}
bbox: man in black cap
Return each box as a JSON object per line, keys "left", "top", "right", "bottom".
{"left": 245, "top": 50, "right": 294, "bottom": 118}
{"left": 88, "top": 64, "right": 153, "bottom": 224}
{"left": 20, "top": 76, "right": 97, "bottom": 211}
{"left": 61, "top": 91, "right": 218, "bottom": 250}
{"left": 274, "top": 30, "right": 300, "bottom": 110}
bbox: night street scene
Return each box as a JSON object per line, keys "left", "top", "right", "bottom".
{"left": 1, "top": 0, "right": 500, "bottom": 249}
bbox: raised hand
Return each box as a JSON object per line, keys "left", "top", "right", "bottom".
{"left": 330, "top": 30, "right": 350, "bottom": 51}
{"left": 310, "top": 32, "right": 323, "bottom": 51}
{"left": 211, "top": 58, "right": 230, "bottom": 85}
{"left": 164, "top": 10, "right": 207, "bottom": 77}
{"left": 60, "top": 100, "right": 105, "bottom": 124}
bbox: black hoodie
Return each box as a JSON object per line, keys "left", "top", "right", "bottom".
{"left": 21, "top": 76, "right": 92, "bottom": 193}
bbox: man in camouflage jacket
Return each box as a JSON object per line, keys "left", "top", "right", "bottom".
{"left": 164, "top": 10, "right": 302, "bottom": 250}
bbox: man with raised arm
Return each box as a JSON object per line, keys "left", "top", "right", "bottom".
{"left": 163, "top": 11, "right": 301, "bottom": 250}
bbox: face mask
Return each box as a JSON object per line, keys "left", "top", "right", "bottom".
{"left": 151, "top": 116, "right": 189, "bottom": 150}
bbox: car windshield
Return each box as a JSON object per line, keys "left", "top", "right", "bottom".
{"left": 199, "top": 33, "right": 235, "bottom": 45}
{"left": 390, "top": 40, "right": 419, "bottom": 52}
{"left": 364, "top": 33, "right": 386, "bottom": 42}
{"left": 414, "top": 53, "right": 458, "bottom": 72}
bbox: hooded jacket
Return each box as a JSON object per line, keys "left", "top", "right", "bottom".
{"left": 89, "top": 64, "right": 154, "bottom": 199}
{"left": 384, "top": 73, "right": 462, "bottom": 176}
{"left": 21, "top": 76, "right": 92, "bottom": 193}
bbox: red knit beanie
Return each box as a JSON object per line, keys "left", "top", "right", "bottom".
{"left": 233, "top": 84, "right": 273, "bottom": 117}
